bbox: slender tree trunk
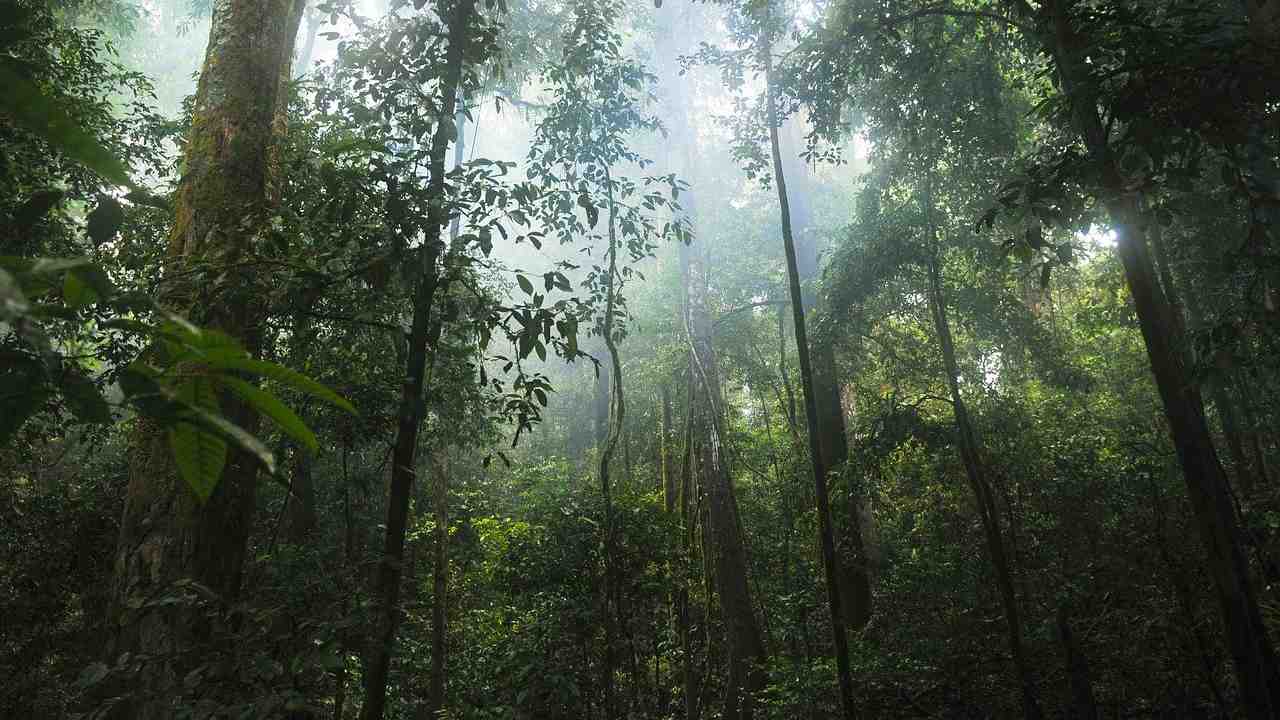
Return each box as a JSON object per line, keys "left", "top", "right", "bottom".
{"left": 283, "top": 285, "right": 324, "bottom": 543}
{"left": 1031, "top": 3, "right": 1280, "bottom": 714}
{"left": 762, "top": 30, "right": 858, "bottom": 720}
{"left": 107, "top": 0, "right": 305, "bottom": 716}
{"left": 663, "top": 385, "right": 676, "bottom": 510}
{"left": 296, "top": 7, "right": 322, "bottom": 73}
{"left": 782, "top": 115, "right": 872, "bottom": 630}
{"left": 926, "top": 244, "right": 1043, "bottom": 720}
{"left": 424, "top": 451, "right": 449, "bottom": 718}
{"left": 1056, "top": 604, "right": 1098, "bottom": 720}
{"left": 597, "top": 167, "right": 627, "bottom": 720}
{"left": 679, "top": 367, "right": 699, "bottom": 720}
{"left": 595, "top": 351, "right": 611, "bottom": 447}
{"left": 360, "top": 1, "right": 474, "bottom": 717}
{"left": 333, "top": 438, "right": 355, "bottom": 720}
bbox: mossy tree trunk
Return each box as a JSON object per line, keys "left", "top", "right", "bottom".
{"left": 683, "top": 244, "right": 767, "bottom": 720}
{"left": 107, "top": 0, "right": 305, "bottom": 716}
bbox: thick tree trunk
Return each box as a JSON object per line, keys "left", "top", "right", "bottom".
{"left": 683, "top": 230, "right": 767, "bottom": 720}
{"left": 1110, "top": 204, "right": 1280, "bottom": 718}
{"left": 763, "top": 32, "right": 858, "bottom": 720}
{"left": 926, "top": 248, "right": 1043, "bottom": 720}
{"left": 107, "top": 0, "right": 305, "bottom": 715}
{"left": 361, "top": 1, "right": 474, "bottom": 717}
{"left": 1150, "top": 225, "right": 1263, "bottom": 497}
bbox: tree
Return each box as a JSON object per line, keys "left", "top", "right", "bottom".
{"left": 107, "top": 0, "right": 306, "bottom": 714}
{"left": 360, "top": 1, "right": 478, "bottom": 715}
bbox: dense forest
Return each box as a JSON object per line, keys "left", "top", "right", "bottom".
{"left": 3, "top": 0, "right": 1279, "bottom": 717}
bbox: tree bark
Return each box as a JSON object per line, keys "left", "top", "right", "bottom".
{"left": 107, "top": 0, "right": 305, "bottom": 715}
{"left": 783, "top": 116, "right": 872, "bottom": 631}
{"left": 1055, "top": 604, "right": 1098, "bottom": 720}
{"left": 598, "top": 166, "right": 627, "bottom": 720}
{"left": 663, "top": 385, "right": 676, "bottom": 510}
{"left": 763, "top": 29, "right": 859, "bottom": 720}
{"left": 425, "top": 450, "right": 449, "bottom": 718}
{"left": 360, "top": 1, "right": 474, "bottom": 717}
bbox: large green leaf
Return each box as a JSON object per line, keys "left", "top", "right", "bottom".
{"left": 169, "top": 420, "right": 227, "bottom": 503}
{"left": 0, "top": 63, "right": 132, "bottom": 187}
{"left": 184, "top": 403, "right": 277, "bottom": 476}
{"left": 170, "top": 376, "right": 231, "bottom": 501}
{"left": 167, "top": 374, "right": 278, "bottom": 500}
{"left": 210, "top": 356, "right": 356, "bottom": 414}
{"left": 220, "top": 376, "right": 319, "bottom": 453}
{"left": 63, "top": 272, "right": 96, "bottom": 309}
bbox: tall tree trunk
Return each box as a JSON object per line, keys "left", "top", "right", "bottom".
{"left": 663, "top": 385, "right": 676, "bottom": 510}
{"left": 598, "top": 167, "right": 627, "bottom": 720}
{"left": 595, "top": 350, "right": 611, "bottom": 447}
{"left": 296, "top": 7, "right": 322, "bottom": 73}
{"left": 762, "top": 29, "right": 858, "bottom": 720}
{"left": 783, "top": 117, "right": 872, "bottom": 630}
{"left": 682, "top": 218, "right": 767, "bottom": 720}
{"left": 678, "top": 368, "right": 699, "bottom": 720}
{"left": 926, "top": 244, "right": 1043, "bottom": 720}
{"left": 1033, "top": 3, "right": 1280, "bottom": 714}
{"left": 107, "top": 0, "right": 305, "bottom": 716}
{"left": 360, "top": 1, "right": 474, "bottom": 716}
{"left": 283, "top": 285, "right": 324, "bottom": 543}
{"left": 424, "top": 450, "right": 449, "bottom": 718}
{"left": 1150, "top": 224, "right": 1263, "bottom": 497}
{"left": 1055, "top": 604, "right": 1098, "bottom": 720}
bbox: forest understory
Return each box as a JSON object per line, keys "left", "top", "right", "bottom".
{"left": 3, "top": 0, "right": 1280, "bottom": 718}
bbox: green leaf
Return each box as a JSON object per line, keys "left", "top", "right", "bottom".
{"left": 220, "top": 376, "right": 318, "bottom": 453}
{"left": 63, "top": 272, "right": 96, "bottom": 309}
{"left": 0, "top": 63, "right": 132, "bottom": 187}
{"left": 210, "top": 357, "right": 355, "bottom": 414}
{"left": 169, "top": 420, "right": 227, "bottom": 503}
{"left": 182, "top": 401, "right": 277, "bottom": 476}
{"left": 517, "top": 274, "right": 534, "bottom": 295}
